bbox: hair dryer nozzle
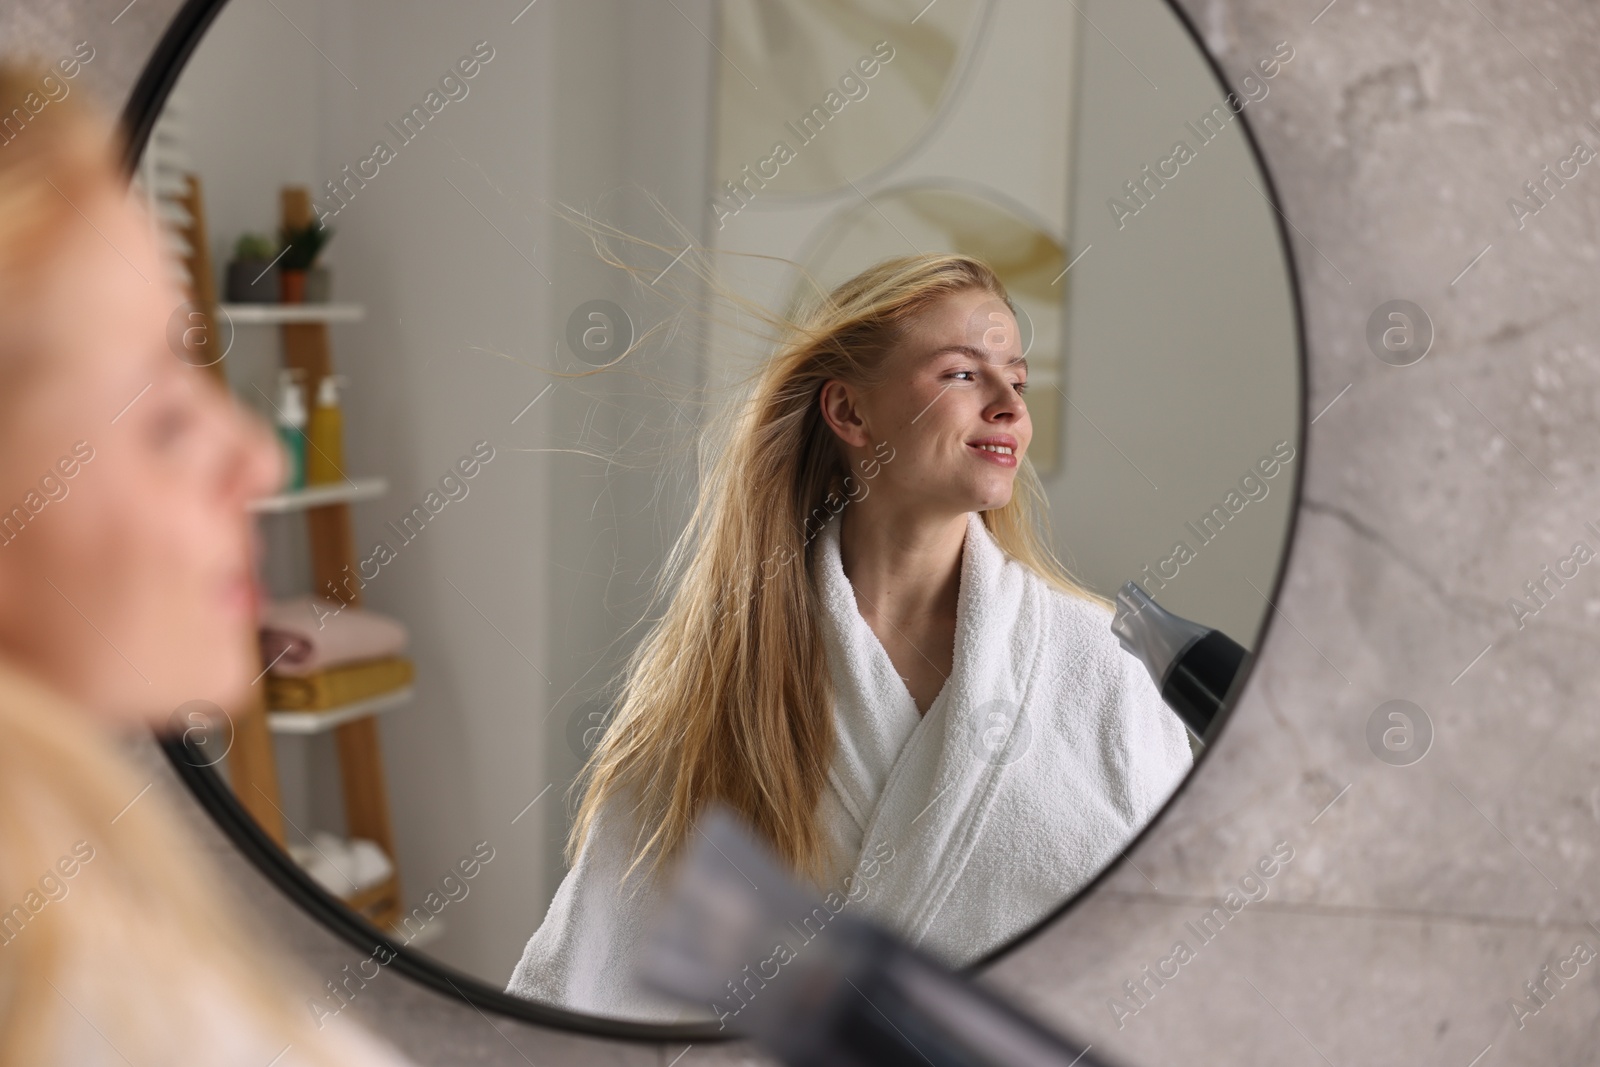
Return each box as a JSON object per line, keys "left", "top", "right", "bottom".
{"left": 1112, "top": 581, "right": 1249, "bottom": 743}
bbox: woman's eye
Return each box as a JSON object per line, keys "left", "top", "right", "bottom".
{"left": 148, "top": 403, "right": 197, "bottom": 448}
{"left": 945, "top": 368, "right": 1025, "bottom": 392}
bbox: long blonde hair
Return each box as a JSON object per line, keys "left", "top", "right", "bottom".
{"left": 567, "top": 225, "right": 1108, "bottom": 889}
{"left": 0, "top": 661, "right": 365, "bottom": 1066}
{"left": 0, "top": 60, "right": 372, "bottom": 1067}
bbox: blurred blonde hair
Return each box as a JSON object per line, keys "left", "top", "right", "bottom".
{"left": 565, "top": 211, "right": 1109, "bottom": 890}
{"left": 0, "top": 661, "right": 359, "bottom": 1065}
{"left": 0, "top": 60, "right": 365, "bottom": 1067}
{"left": 0, "top": 61, "right": 118, "bottom": 394}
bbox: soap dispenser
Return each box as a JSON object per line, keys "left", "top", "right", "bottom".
{"left": 275, "top": 369, "right": 307, "bottom": 491}
{"left": 306, "top": 374, "right": 347, "bottom": 485}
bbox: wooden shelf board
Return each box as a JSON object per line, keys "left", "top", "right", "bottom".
{"left": 250, "top": 476, "right": 387, "bottom": 514}
{"left": 267, "top": 686, "right": 413, "bottom": 736}
{"left": 218, "top": 302, "right": 366, "bottom": 324}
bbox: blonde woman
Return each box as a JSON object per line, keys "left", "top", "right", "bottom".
{"left": 508, "top": 250, "right": 1194, "bottom": 1021}
{"left": 0, "top": 61, "right": 412, "bottom": 1065}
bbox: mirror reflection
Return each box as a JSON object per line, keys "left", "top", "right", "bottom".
{"left": 144, "top": 0, "right": 1300, "bottom": 1025}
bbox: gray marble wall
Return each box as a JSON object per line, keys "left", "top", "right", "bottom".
{"left": 12, "top": 0, "right": 1599, "bottom": 1063}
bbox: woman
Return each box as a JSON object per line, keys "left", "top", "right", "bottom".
{"left": 0, "top": 61, "right": 410, "bottom": 1065}
{"left": 507, "top": 252, "right": 1194, "bottom": 1021}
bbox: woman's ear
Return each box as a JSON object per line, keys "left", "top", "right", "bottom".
{"left": 818, "top": 379, "right": 873, "bottom": 449}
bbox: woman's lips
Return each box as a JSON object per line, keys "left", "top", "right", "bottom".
{"left": 967, "top": 437, "right": 1019, "bottom": 469}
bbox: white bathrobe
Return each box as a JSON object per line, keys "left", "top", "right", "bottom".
{"left": 506, "top": 510, "right": 1194, "bottom": 1022}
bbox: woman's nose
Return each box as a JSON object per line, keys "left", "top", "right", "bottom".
{"left": 229, "top": 397, "right": 285, "bottom": 500}
{"left": 987, "top": 383, "right": 1024, "bottom": 420}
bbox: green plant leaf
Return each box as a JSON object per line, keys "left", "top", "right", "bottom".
{"left": 234, "top": 232, "right": 277, "bottom": 261}
{"left": 278, "top": 221, "right": 334, "bottom": 270}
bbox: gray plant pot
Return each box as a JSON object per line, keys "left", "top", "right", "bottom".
{"left": 226, "top": 259, "right": 278, "bottom": 303}
{"left": 304, "top": 265, "right": 332, "bottom": 303}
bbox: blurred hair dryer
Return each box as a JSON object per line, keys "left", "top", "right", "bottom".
{"left": 1111, "top": 580, "right": 1251, "bottom": 744}
{"left": 637, "top": 805, "right": 1114, "bottom": 1067}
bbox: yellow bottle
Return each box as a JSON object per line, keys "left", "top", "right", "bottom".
{"left": 306, "top": 374, "right": 347, "bottom": 485}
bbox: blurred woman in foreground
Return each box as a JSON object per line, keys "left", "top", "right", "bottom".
{"left": 0, "top": 60, "right": 410, "bottom": 1065}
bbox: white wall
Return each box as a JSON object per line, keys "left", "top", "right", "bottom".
{"left": 1050, "top": 0, "right": 1299, "bottom": 644}
{"left": 297, "top": 1, "right": 563, "bottom": 982}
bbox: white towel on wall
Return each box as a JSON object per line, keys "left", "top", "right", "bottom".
{"left": 505, "top": 509, "right": 1195, "bottom": 1022}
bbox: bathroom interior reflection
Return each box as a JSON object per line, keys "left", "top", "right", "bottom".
{"left": 144, "top": 0, "right": 1300, "bottom": 1024}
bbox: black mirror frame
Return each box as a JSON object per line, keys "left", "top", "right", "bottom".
{"left": 125, "top": 0, "right": 1308, "bottom": 1044}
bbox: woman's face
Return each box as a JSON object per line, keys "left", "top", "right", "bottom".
{"left": 0, "top": 182, "right": 281, "bottom": 728}
{"left": 823, "top": 287, "right": 1031, "bottom": 520}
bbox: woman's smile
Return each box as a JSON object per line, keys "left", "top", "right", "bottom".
{"left": 966, "top": 433, "right": 1019, "bottom": 469}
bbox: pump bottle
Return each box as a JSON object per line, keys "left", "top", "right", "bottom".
{"left": 275, "top": 370, "right": 307, "bottom": 491}
{"left": 306, "top": 374, "right": 347, "bottom": 485}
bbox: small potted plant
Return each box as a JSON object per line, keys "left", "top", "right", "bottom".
{"left": 278, "top": 221, "right": 334, "bottom": 303}
{"left": 225, "top": 232, "right": 280, "bottom": 303}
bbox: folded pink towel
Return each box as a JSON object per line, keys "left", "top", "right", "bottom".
{"left": 258, "top": 596, "right": 409, "bottom": 677}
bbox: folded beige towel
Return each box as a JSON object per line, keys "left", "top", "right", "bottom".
{"left": 259, "top": 595, "right": 409, "bottom": 677}
{"left": 266, "top": 656, "right": 414, "bottom": 712}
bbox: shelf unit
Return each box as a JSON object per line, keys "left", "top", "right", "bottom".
{"left": 227, "top": 187, "right": 407, "bottom": 931}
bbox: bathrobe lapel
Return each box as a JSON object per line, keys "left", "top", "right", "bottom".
{"left": 816, "top": 511, "right": 1044, "bottom": 947}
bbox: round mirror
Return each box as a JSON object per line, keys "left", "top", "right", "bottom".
{"left": 131, "top": 0, "right": 1303, "bottom": 1038}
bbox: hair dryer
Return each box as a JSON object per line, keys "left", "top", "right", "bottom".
{"left": 637, "top": 805, "right": 1115, "bottom": 1067}
{"left": 1111, "top": 580, "right": 1251, "bottom": 744}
